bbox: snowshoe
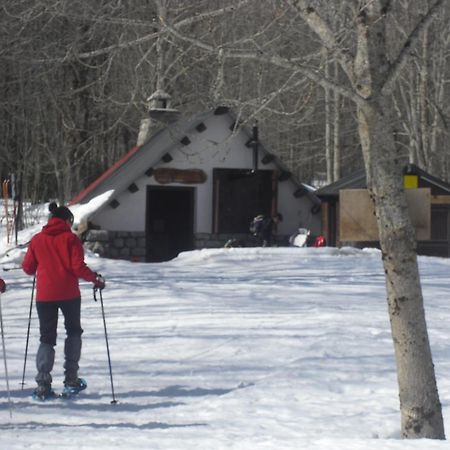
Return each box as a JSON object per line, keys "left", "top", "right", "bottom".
{"left": 61, "top": 378, "right": 87, "bottom": 398}
{"left": 32, "top": 385, "right": 58, "bottom": 401}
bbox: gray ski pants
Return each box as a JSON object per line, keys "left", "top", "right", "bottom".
{"left": 35, "top": 298, "right": 83, "bottom": 386}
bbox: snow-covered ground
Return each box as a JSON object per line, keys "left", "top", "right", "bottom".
{"left": 1, "top": 222, "right": 450, "bottom": 448}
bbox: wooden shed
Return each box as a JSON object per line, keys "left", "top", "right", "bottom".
{"left": 71, "top": 107, "right": 321, "bottom": 262}
{"left": 316, "top": 164, "right": 450, "bottom": 257}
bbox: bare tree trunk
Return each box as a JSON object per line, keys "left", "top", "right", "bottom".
{"left": 418, "top": 27, "right": 430, "bottom": 168}
{"left": 324, "top": 53, "right": 333, "bottom": 183}
{"left": 357, "top": 97, "right": 444, "bottom": 438}
{"left": 408, "top": 72, "right": 421, "bottom": 165}
{"left": 332, "top": 61, "right": 341, "bottom": 181}
{"left": 428, "top": 29, "right": 448, "bottom": 176}
{"left": 289, "top": 0, "right": 447, "bottom": 438}
{"left": 354, "top": 1, "right": 445, "bottom": 437}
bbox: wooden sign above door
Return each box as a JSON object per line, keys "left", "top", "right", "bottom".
{"left": 153, "top": 168, "right": 207, "bottom": 185}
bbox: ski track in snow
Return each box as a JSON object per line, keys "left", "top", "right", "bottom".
{"left": 0, "top": 247, "right": 449, "bottom": 449}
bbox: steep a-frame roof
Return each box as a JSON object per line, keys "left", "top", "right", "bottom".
{"left": 315, "top": 164, "right": 450, "bottom": 198}
{"left": 69, "top": 109, "right": 214, "bottom": 205}
{"left": 70, "top": 107, "right": 320, "bottom": 206}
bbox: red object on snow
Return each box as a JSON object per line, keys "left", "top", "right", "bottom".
{"left": 314, "top": 235, "right": 326, "bottom": 247}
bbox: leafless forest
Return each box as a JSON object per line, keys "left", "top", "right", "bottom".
{"left": 0, "top": 1, "right": 449, "bottom": 203}
{"left": 2, "top": 1, "right": 450, "bottom": 439}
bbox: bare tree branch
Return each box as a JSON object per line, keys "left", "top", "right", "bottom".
{"left": 1, "top": 0, "right": 253, "bottom": 64}
{"left": 382, "top": 0, "right": 447, "bottom": 93}
{"left": 163, "top": 20, "right": 364, "bottom": 106}
{"left": 287, "top": 0, "right": 355, "bottom": 81}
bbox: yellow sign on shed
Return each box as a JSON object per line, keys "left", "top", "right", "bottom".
{"left": 404, "top": 175, "right": 418, "bottom": 189}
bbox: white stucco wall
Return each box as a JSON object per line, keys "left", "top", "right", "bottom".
{"left": 91, "top": 113, "right": 321, "bottom": 236}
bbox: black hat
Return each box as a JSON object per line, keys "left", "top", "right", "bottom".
{"left": 49, "top": 202, "right": 74, "bottom": 224}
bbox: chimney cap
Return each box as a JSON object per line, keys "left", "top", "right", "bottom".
{"left": 147, "top": 89, "right": 180, "bottom": 123}
{"left": 147, "top": 89, "right": 172, "bottom": 102}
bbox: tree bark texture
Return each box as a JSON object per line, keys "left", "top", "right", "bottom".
{"left": 345, "top": 0, "right": 446, "bottom": 437}
{"left": 357, "top": 98, "right": 444, "bottom": 439}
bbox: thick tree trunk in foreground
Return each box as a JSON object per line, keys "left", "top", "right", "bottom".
{"left": 357, "top": 98, "right": 444, "bottom": 439}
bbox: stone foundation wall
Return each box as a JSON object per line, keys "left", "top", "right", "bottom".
{"left": 83, "top": 230, "right": 146, "bottom": 261}
{"left": 83, "top": 230, "right": 289, "bottom": 261}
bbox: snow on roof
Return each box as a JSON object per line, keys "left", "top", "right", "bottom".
{"left": 70, "top": 190, "right": 115, "bottom": 226}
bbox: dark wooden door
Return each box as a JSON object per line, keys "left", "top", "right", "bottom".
{"left": 213, "top": 169, "right": 276, "bottom": 233}
{"left": 146, "top": 186, "right": 194, "bottom": 262}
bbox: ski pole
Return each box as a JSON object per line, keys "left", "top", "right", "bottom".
{"left": 21, "top": 276, "right": 35, "bottom": 389}
{"left": 2, "top": 266, "right": 22, "bottom": 272}
{"left": 1, "top": 240, "right": 31, "bottom": 259}
{"left": 94, "top": 286, "right": 117, "bottom": 404}
{"left": 0, "top": 293, "right": 13, "bottom": 418}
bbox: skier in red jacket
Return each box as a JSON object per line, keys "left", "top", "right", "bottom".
{"left": 22, "top": 202, "right": 105, "bottom": 400}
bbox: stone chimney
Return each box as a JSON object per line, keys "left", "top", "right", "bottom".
{"left": 136, "top": 89, "right": 180, "bottom": 146}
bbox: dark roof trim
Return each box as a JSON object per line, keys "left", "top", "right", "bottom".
{"left": 315, "top": 168, "right": 366, "bottom": 197}
{"left": 404, "top": 164, "right": 450, "bottom": 193}
{"left": 316, "top": 164, "right": 450, "bottom": 198}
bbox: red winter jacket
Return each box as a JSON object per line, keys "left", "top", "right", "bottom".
{"left": 22, "top": 217, "right": 97, "bottom": 302}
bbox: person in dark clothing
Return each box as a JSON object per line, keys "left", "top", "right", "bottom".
{"left": 22, "top": 202, "right": 105, "bottom": 400}
{"left": 0, "top": 278, "right": 5, "bottom": 293}
{"left": 251, "top": 213, "right": 283, "bottom": 247}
